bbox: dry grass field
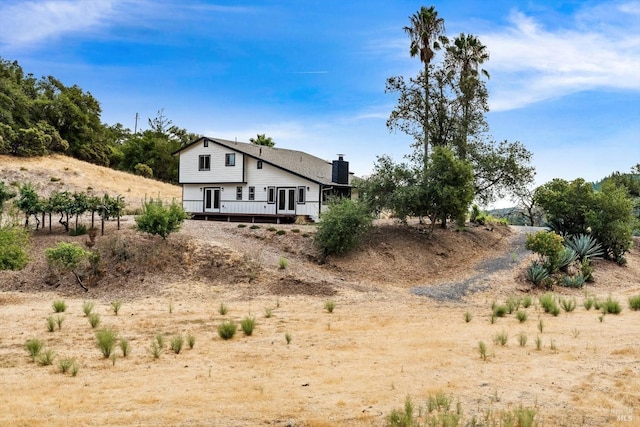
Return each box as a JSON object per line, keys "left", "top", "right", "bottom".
{"left": 0, "top": 155, "right": 639, "bottom": 426}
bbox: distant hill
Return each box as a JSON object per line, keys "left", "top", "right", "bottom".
{"left": 0, "top": 154, "right": 182, "bottom": 211}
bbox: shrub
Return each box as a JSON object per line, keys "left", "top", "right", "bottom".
{"left": 249, "top": 225, "right": 260, "bottom": 230}
{"left": 278, "top": 257, "right": 288, "bottom": 269}
{"left": 46, "top": 316, "right": 56, "bottom": 332}
{"left": 629, "top": 295, "right": 640, "bottom": 311}
{"left": 266, "top": 226, "right": 277, "bottom": 232}
{"left": 134, "top": 198, "right": 188, "bottom": 240}
{"left": 492, "top": 305, "right": 508, "bottom": 318}
{"left": 218, "top": 321, "right": 237, "bottom": 340}
{"left": 88, "top": 313, "right": 100, "bottom": 328}
{"left": 95, "top": 328, "right": 118, "bottom": 358}
{"left": 111, "top": 300, "right": 122, "bottom": 315}
{"left": 478, "top": 341, "right": 487, "bottom": 360}
{"left": 493, "top": 330, "right": 508, "bottom": 346}
{"left": 37, "top": 349, "right": 55, "bottom": 366}
{"left": 525, "top": 231, "right": 565, "bottom": 272}
{"left": 562, "top": 274, "right": 585, "bottom": 288}
{"left": 170, "top": 335, "right": 184, "bottom": 354}
{"left": 275, "top": 229, "right": 286, "bottom": 236}
{"left": 314, "top": 198, "right": 372, "bottom": 256}
{"left": 218, "top": 303, "right": 228, "bottom": 315}
{"left": 560, "top": 298, "right": 576, "bottom": 312}
{"left": 601, "top": 296, "right": 622, "bottom": 314}
{"left": 0, "top": 226, "right": 29, "bottom": 270}
{"left": 515, "top": 310, "right": 527, "bottom": 323}
{"left": 45, "top": 243, "right": 91, "bottom": 291}
{"left": 324, "top": 300, "right": 336, "bottom": 313}
{"left": 525, "top": 262, "right": 549, "bottom": 286}
{"left": 69, "top": 224, "right": 87, "bottom": 236}
{"left": 52, "top": 300, "right": 67, "bottom": 313}
{"left": 237, "top": 224, "right": 247, "bottom": 228}
{"left": 240, "top": 316, "right": 256, "bottom": 336}
{"left": 187, "top": 333, "right": 196, "bottom": 349}
{"left": 25, "top": 339, "right": 44, "bottom": 361}
{"left": 119, "top": 338, "right": 130, "bottom": 357}
{"left": 82, "top": 301, "right": 94, "bottom": 316}
{"left": 518, "top": 331, "right": 528, "bottom": 347}
{"left": 581, "top": 259, "right": 595, "bottom": 282}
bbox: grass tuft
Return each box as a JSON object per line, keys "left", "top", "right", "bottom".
{"left": 518, "top": 331, "right": 528, "bottom": 347}
{"left": 119, "top": 338, "right": 130, "bottom": 357}
{"left": 493, "top": 330, "right": 508, "bottom": 346}
{"left": 37, "top": 349, "right": 55, "bottom": 366}
{"left": 522, "top": 296, "right": 532, "bottom": 308}
{"left": 240, "top": 316, "right": 256, "bottom": 336}
{"left": 492, "top": 305, "right": 508, "bottom": 318}
{"left": 560, "top": 297, "right": 576, "bottom": 313}
{"left": 111, "top": 300, "right": 122, "bottom": 315}
{"left": 52, "top": 300, "right": 67, "bottom": 313}
{"left": 218, "top": 321, "right": 237, "bottom": 340}
{"left": 88, "top": 313, "right": 101, "bottom": 328}
{"left": 218, "top": 302, "right": 228, "bottom": 315}
{"left": 95, "top": 328, "right": 118, "bottom": 358}
{"left": 478, "top": 341, "right": 487, "bottom": 361}
{"left": 629, "top": 295, "right": 640, "bottom": 311}
{"left": 463, "top": 311, "right": 472, "bottom": 323}
{"left": 324, "top": 300, "right": 336, "bottom": 313}
{"left": 278, "top": 257, "right": 288, "bottom": 269}
{"left": 187, "top": 333, "right": 196, "bottom": 349}
{"left": 46, "top": 316, "right": 55, "bottom": 332}
{"left": 25, "top": 339, "right": 44, "bottom": 361}
{"left": 55, "top": 315, "right": 64, "bottom": 330}
{"left": 170, "top": 335, "right": 184, "bottom": 354}
{"left": 601, "top": 295, "right": 622, "bottom": 314}
{"left": 82, "top": 301, "right": 94, "bottom": 316}
{"left": 285, "top": 332, "right": 292, "bottom": 345}
{"left": 264, "top": 307, "right": 273, "bottom": 318}
{"left": 515, "top": 310, "right": 527, "bottom": 323}
{"left": 58, "top": 357, "right": 75, "bottom": 374}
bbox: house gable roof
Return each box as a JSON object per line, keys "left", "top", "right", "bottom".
{"left": 175, "top": 137, "right": 351, "bottom": 186}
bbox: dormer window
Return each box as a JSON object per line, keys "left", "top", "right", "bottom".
{"left": 225, "top": 153, "right": 235, "bottom": 166}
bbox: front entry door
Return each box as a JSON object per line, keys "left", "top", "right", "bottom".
{"left": 204, "top": 187, "right": 220, "bottom": 212}
{"left": 277, "top": 188, "right": 296, "bottom": 214}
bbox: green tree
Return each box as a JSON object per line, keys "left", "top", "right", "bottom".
{"left": 14, "top": 183, "right": 43, "bottom": 228}
{"left": 47, "top": 191, "right": 74, "bottom": 232}
{"left": 315, "top": 198, "right": 372, "bottom": 256}
{"left": 249, "top": 133, "right": 275, "bottom": 147}
{"left": 135, "top": 198, "right": 188, "bottom": 239}
{"left": 45, "top": 242, "right": 91, "bottom": 291}
{"left": 587, "top": 181, "right": 634, "bottom": 263}
{"left": 534, "top": 178, "right": 595, "bottom": 236}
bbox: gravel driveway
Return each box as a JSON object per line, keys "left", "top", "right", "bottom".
{"left": 411, "top": 226, "right": 543, "bottom": 301}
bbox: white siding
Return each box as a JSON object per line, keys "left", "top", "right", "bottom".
{"left": 179, "top": 141, "right": 324, "bottom": 219}
{"left": 179, "top": 141, "right": 244, "bottom": 183}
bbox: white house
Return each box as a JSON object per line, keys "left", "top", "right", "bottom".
{"left": 173, "top": 137, "right": 352, "bottom": 222}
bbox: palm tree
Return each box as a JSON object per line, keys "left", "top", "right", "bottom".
{"left": 249, "top": 133, "right": 275, "bottom": 147}
{"left": 404, "top": 6, "right": 447, "bottom": 163}
{"left": 446, "top": 33, "right": 490, "bottom": 160}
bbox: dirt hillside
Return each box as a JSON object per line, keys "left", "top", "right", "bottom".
{"left": 0, "top": 156, "right": 639, "bottom": 426}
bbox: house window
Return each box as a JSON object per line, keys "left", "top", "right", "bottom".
{"left": 199, "top": 155, "right": 210, "bottom": 171}
{"left": 297, "top": 186, "right": 306, "bottom": 204}
{"left": 225, "top": 153, "right": 235, "bottom": 166}
{"left": 267, "top": 186, "right": 275, "bottom": 204}
{"left": 203, "top": 140, "right": 208, "bottom": 147}
{"left": 236, "top": 186, "right": 242, "bottom": 201}
{"left": 257, "top": 160, "right": 263, "bottom": 169}
{"left": 249, "top": 186, "right": 255, "bottom": 201}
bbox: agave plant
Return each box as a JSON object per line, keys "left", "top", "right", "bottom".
{"left": 556, "top": 247, "right": 577, "bottom": 272}
{"left": 565, "top": 234, "right": 604, "bottom": 262}
{"left": 526, "top": 261, "right": 549, "bottom": 286}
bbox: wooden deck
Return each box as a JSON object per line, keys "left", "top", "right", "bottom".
{"left": 188, "top": 212, "right": 312, "bottom": 224}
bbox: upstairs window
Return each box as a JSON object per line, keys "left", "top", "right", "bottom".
{"left": 236, "top": 186, "right": 242, "bottom": 200}
{"left": 297, "top": 186, "right": 306, "bottom": 204}
{"left": 203, "top": 140, "right": 209, "bottom": 147}
{"left": 225, "top": 153, "right": 236, "bottom": 166}
{"left": 199, "top": 155, "right": 210, "bottom": 171}
{"left": 257, "top": 160, "right": 263, "bottom": 169}
{"left": 249, "top": 186, "right": 255, "bottom": 201}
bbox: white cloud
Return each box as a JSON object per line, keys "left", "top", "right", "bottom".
{"left": 484, "top": 3, "right": 640, "bottom": 111}
{"left": 0, "top": 0, "right": 115, "bottom": 49}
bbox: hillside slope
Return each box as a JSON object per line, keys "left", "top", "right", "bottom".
{"left": 0, "top": 154, "right": 181, "bottom": 210}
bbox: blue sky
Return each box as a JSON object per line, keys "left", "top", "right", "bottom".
{"left": 1, "top": 0, "right": 639, "bottom": 207}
